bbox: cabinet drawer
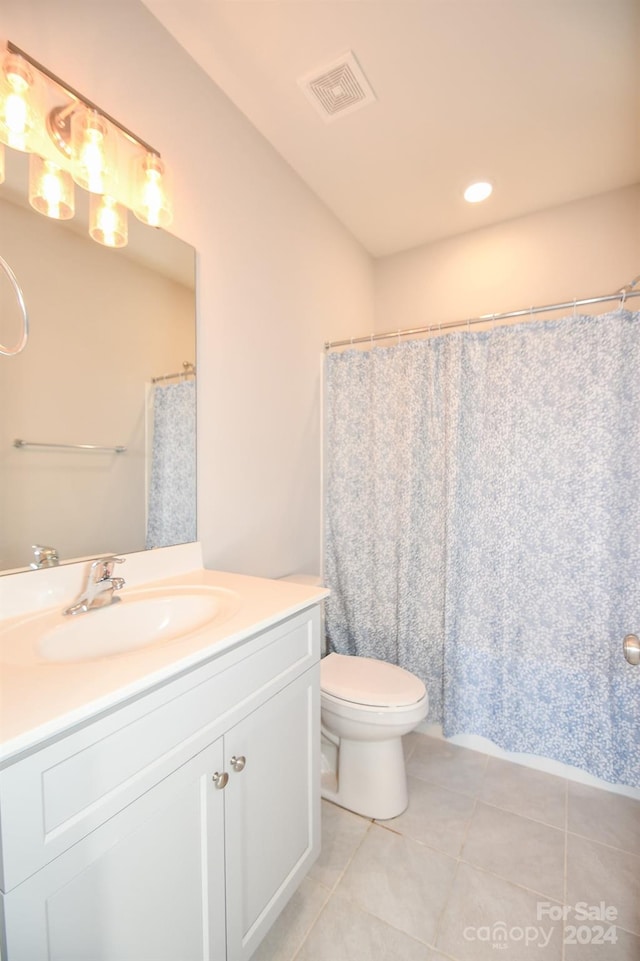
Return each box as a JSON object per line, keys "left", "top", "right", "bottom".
{"left": 0, "top": 606, "right": 320, "bottom": 892}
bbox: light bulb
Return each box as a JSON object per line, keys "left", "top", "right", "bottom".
{"left": 0, "top": 53, "right": 40, "bottom": 152}
{"left": 133, "top": 152, "right": 172, "bottom": 227}
{"left": 81, "top": 126, "right": 105, "bottom": 191}
{"left": 142, "top": 166, "right": 163, "bottom": 226}
{"left": 89, "top": 194, "right": 128, "bottom": 248}
{"left": 29, "top": 154, "right": 74, "bottom": 219}
{"left": 72, "top": 108, "right": 113, "bottom": 194}
{"left": 5, "top": 91, "right": 27, "bottom": 139}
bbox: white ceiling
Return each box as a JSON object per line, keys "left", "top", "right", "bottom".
{"left": 142, "top": 0, "right": 640, "bottom": 257}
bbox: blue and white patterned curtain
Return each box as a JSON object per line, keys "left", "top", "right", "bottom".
{"left": 146, "top": 380, "right": 196, "bottom": 549}
{"left": 324, "top": 310, "right": 640, "bottom": 788}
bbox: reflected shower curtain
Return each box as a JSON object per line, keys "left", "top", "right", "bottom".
{"left": 324, "top": 310, "right": 640, "bottom": 787}
{"left": 146, "top": 380, "right": 196, "bottom": 549}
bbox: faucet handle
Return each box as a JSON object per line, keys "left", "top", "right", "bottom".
{"left": 90, "top": 555, "right": 125, "bottom": 580}
{"left": 30, "top": 545, "right": 59, "bottom": 569}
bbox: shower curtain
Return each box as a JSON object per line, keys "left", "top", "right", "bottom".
{"left": 146, "top": 379, "right": 196, "bottom": 549}
{"left": 324, "top": 310, "right": 640, "bottom": 788}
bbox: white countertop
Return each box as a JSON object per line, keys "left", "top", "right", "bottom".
{"left": 0, "top": 555, "right": 327, "bottom": 766}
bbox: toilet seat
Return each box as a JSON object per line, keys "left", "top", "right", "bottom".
{"left": 321, "top": 652, "right": 426, "bottom": 708}
{"left": 321, "top": 688, "right": 429, "bottom": 725}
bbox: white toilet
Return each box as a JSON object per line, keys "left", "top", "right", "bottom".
{"left": 279, "top": 574, "right": 428, "bottom": 820}
{"left": 320, "top": 652, "right": 428, "bottom": 820}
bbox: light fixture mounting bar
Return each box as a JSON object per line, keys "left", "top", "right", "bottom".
{"left": 7, "top": 40, "right": 160, "bottom": 157}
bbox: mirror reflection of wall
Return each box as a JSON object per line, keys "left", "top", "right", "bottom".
{"left": 0, "top": 156, "right": 196, "bottom": 574}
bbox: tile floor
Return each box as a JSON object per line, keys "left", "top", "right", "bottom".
{"left": 255, "top": 733, "right": 640, "bottom": 961}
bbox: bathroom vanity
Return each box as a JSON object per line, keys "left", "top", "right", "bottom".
{"left": 0, "top": 546, "right": 326, "bottom": 961}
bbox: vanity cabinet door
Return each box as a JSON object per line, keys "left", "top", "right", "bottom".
{"left": 1, "top": 739, "right": 227, "bottom": 961}
{"left": 224, "top": 666, "right": 320, "bottom": 961}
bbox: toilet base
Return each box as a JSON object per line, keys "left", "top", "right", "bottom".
{"left": 321, "top": 733, "right": 408, "bottom": 820}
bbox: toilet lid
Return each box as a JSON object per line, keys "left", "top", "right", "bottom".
{"left": 321, "top": 653, "right": 426, "bottom": 708}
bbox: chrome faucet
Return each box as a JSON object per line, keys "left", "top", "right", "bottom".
{"left": 30, "top": 544, "right": 59, "bottom": 569}
{"left": 63, "top": 556, "right": 126, "bottom": 616}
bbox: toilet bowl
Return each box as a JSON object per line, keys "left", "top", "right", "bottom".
{"left": 320, "top": 652, "right": 428, "bottom": 820}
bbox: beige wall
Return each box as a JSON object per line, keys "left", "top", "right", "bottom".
{"left": 2, "top": 0, "right": 374, "bottom": 578}
{"left": 0, "top": 196, "right": 194, "bottom": 571}
{"left": 374, "top": 185, "right": 640, "bottom": 334}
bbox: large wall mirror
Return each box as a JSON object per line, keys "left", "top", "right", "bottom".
{"left": 0, "top": 149, "right": 196, "bottom": 575}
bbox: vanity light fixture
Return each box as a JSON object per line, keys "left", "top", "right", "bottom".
{"left": 0, "top": 143, "right": 5, "bottom": 184}
{"left": 0, "top": 42, "right": 173, "bottom": 245}
{"left": 463, "top": 180, "right": 493, "bottom": 203}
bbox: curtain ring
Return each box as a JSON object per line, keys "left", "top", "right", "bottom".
{"left": 620, "top": 288, "right": 627, "bottom": 310}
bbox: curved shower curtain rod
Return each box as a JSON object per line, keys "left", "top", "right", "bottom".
{"left": 324, "top": 274, "right": 640, "bottom": 351}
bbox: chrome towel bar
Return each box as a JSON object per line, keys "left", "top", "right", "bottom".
{"left": 13, "top": 439, "right": 127, "bottom": 454}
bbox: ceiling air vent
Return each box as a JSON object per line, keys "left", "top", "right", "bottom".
{"left": 298, "top": 51, "right": 376, "bottom": 123}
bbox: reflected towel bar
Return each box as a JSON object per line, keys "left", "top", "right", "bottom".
{"left": 14, "top": 439, "right": 127, "bottom": 454}
{"left": 151, "top": 361, "right": 196, "bottom": 384}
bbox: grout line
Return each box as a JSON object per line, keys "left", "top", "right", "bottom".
{"left": 327, "top": 876, "right": 463, "bottom": 956}
{"left": 327, "top": 814, "right": 374, "bottom": 893}
{"left": 336, "top": 898, "right": 457, "bottom": 954}
{"left": 455, "top": 856, "right": 565, "bottom": 906}
{"left": 292, "top": 813, "right": 374, "bottom": 961}
{"left": 565, "top": 829, "right": 640, "bottom": 859}
{"left": 289, "top": 884, "right": 333, "bottom": 961}
{"left": 430, "top": 797, "right": 478, "bottom": 952}
{"left": 458, "top": 793, "right": 477, "bottom": 854}
{"left": 403, "top": 771, "right": 484, "bottom": 801}
{"left": 611, "top": 923, "right": 640, "bottom": 940}
{"left": 475, "top": 796, "right": 566, "bottom": 832}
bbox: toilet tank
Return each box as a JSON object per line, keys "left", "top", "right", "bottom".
{"left": 278, "top": 574, "right": 323, "bottom": 588}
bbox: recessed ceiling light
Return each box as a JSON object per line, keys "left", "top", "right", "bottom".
{"left": 464, "top": 181, "right": 493, "bottom": 203}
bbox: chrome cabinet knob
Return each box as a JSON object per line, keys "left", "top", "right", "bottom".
{"left": 230, "top": 755, "right": 246, "bottom": 772}
{"left": 212, "top": 771, "right": 229, "bottom": 789}
{"left": 623, "top": 634, "right": 640, "bottom": 666}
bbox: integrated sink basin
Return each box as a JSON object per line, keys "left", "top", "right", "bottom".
{"left": 0, "top": 586, "right": 241, "bottom": 666}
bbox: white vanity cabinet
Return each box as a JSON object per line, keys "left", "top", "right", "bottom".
{"left": 0, "top": 605, "right": 321, "bottom": 961}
